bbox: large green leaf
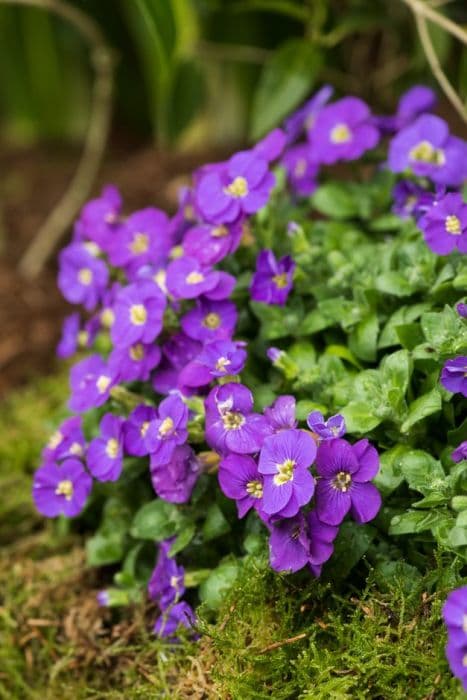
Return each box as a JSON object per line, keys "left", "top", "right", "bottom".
{"left": 250, "top": 39, "right": 322, "bottom": 139}
{"left": 131, "top": 499, "right": 187, "bottom": 541}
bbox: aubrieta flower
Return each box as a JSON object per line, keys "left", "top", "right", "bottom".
{"left": 69, "top": 354, "right": 115, "bottom": 412}
{"left": 166, "top": 256, "right": 221, "bottom": 300}
{"left": 452, "top": 442, "right": 467, "bottom": 463}
{"left": 253, "top": 127, "right": 286, "bottom": 162}
{"left": 42, "top": 415, "right": 86, "bottom": 464}
{"left": 195, "top": 150, "right": 275, "bottom": 224}
{"left": 259, "top": 429, "right": 316, "bottom": 517}
{"left": 109, "top": 342, "right": 161, "bottom": 383}
{"left": 151, "top": 444, "right": 200, "bottom": 503}
{"left": 314, "top": 438, "right": 381, "bottom": 526}
{"left": 310, "top": 97, "right": 380, "bottom": 165}
{"left": 264, "top": 395, "right": 297, "bottom": 433}
{"left": 111, "top": 280, "right": 166, "bottom": 348}
{"left": 443, "top": 587, "right": 467, "bottom": 690}
{"left": 418, "top": 193, "right": 467, "bottom": 255}
{"left": 307, "top": 510, "right": 339, "bottom": 576}
{"left": 283, "top": 84, "right": 333, "bottom": 143}
{"left": 180, "top": 339, "right": 247, "bottom": 388}
{"left": 32, "top": 458, "right": 92, "bottom": 517}
{"left": 391, "top": 180, "right": 431, "bottom": 220}
{"left": 181, "top": 299, "right": 237, "bottom": 343}
{"left": 145, "top": 394, "right": 189, "bottom": 466}
{"left": 388, "top": 114, "right": 467, "bottom": 186}
{"left": 152, "top": 332, "right": 203, "bottom": 396}
{"left": 58, "top": 243, "right": 109, "bottom": 311}
{"left": 441, "top": 357, "right": 467, "bottom": 397}
{"left": 148, "top": 540, "right": 185, "bottom": 609}
{"left": 218, "top": 454, "right": 264, "bottom": 518}
{"left": 250, "top": 250, "right": 295, "bottom": 306}
{"left": 182, "top": 221, "right": 243, "bottom": 266}
{"left": 268, "top": 513, "right": 311, "bottom": 573}
{"left": 205, "top": 382, "right": 271, "bottom": 455}
{"left": 281, "top": 144, "right": 319, "bottom": 197}
{"left": 56, "top": 313, "right": 80, "bottom": 358}
{"left": 377, "top": 85, "right": 436, "bottom": 133}
{"left": 154, "top": 601, "right": 196, "bottom": 639}
{"left": 307, "top": 410, "right": 346, "bottom": 440}
{"left": 457, "top": 302, "right": 467, "bottom": 318}
{"left": 123, "top": 404, "right": 157, "bottom": 457}
{"left": 108, "top": 207, "right": 170, "bottom": 272}
{"left": 76, "top": 184, "right": 122, "bottom": 249}
{"left": 87, "top": 413, "right": 125, "bottom": 482}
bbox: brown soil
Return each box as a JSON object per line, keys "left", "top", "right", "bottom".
{"left": 0, "top": 141, "right": 229, "bottom": 396}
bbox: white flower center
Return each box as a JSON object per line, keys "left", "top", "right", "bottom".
{"left": 78, "top": 268, "right": 93, "bottom": 285}
{"left": 203, "top": 312, "right": 221, "bottom": 329}
{"left": 105, "top": 438, "right": 119, "bottom": 459}
{"left": 129, "top": 343, "right": 145, "bottom": 361}
{"left": 159, "top": 417, "right": 175, "bottom": 437}
{"left": 246, "top": 480, "right": 263, "bottom": 498}
{"left": 129, "top": 232, "right": 149, "bottom": 254}
{"left": 222, "top": 411, "right": 245, "bottom": 430}
{"left": 96, "top": 375, "right": 111, "bottom": 394}
{"left": 273, "top": 458, "right": 296, "bottom": 485}
{"left": 130, "top": 304, "right": 147, "bottom": 326}
{"left": 330, "top": 123, "right": 352, "bottom": 144}
{"left": 332, "top": 471, "right": 352, "bottom": 492}
{"left": 224, "top": 176, "right": 249, "bottom": 198}
{"left": 55, "top": 479, "right": 74, "bottom": 501}
{"left": 445, "top": 215, "right": 461, "bottom": 235}
{"left": 186, "top": 271, "right": 205, "bottom": 285}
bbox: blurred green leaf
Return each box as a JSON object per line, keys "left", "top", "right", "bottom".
{"left": 131, "top": 499, "right": 187, "bottom": 541}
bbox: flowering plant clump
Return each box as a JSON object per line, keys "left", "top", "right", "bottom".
{"left": 34, "top": 85, "right": 467, "bottom": 681}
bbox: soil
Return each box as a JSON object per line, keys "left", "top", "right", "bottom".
{"left": 0, "top": 139, "right": 229, "bottom": 396}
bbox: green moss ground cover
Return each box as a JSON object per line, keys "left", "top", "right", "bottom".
{"left": 0, "top": 375, "right": 465, "bottom": 698}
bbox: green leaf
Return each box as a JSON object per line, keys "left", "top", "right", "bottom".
{"left": 448, "top": 526, "right": 467, "bottom": 548}
{"left": 169, "top": 522, "right": 196, "bottom": 556}
{"left": 375, "top": 272, "right": 413, "bottom": 297}
{"left": 131, "top": 500, "right": 186, "bottom": 541}
{"left": 340, "top": 401, "right": 381, "bottom": 434}
{"left": 395, "top": 323, "right": 425, "bottom": 350}
{"left": 202, "top": 503, "right": 231, "bottom": 542}
{"left": 374, "top": 445, "right": 409, "bottom": 496}
{"left": 312, "top": 183, "right": 359, "bottom": 220}
{"left": 398, "top": 450, "right": 445, "bottom": 495}
{"left": 400, "top": 388, "right": 442, "bottom": 433}
{"left": 323, "top": 522, "right": 376, "bottom": 581}
{"left": 380, "top": 349, "right": 411, "bottom": 396}
{"left": 348, "top": 312, "right": 379, "bottom": 362}
{"left": 86, "top": 531, "right": 127, "bottom": 567}
{"left": 250, "top": 39, "right": 322, "bottom": 139}
{"left": 199, "top": 559, "right": 239, "bottom": 610}
{"left": 389, "top": 510, "right": 445, "bottom": 535}
{"left": 250, "top": 301, "right": 303, "bottom": 340}
{"left": 421, "top": 306, "right": 464, "bottom": 356}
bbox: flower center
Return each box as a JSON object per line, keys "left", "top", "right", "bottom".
{"left": 294, "top": 158, "right": 307, "bottom": 177}
{"left": 159, "top": 416, "right": 175, "bottom": 437}
{"left": 96, "top": 375, "right": 111, "bottom": 394}
{"left": 203, "top": 312, "right": 221, "bottom": 329}
{"left": 246, "top": 480, "right": 263, "bottom": 498}
{"left": 170, "top": 575, "right": 183, "bottom": 590}
{"left": 106, "top": 438, "right": 119, "bottom": 459}
{"left": 186, "top": 271, "right": 205, "bottom": 285}
{"left": 225, "top": 176, "right": 249, "bottom": 198}
{"left": 140, "top": 421, "right": 150, "bottom": 437}
{"left": 100, "top": 308, "right": 115, "bottom": 328}
{"left": 153, "top": 269, "right": 167, "bottom": 292}
{"left": 170, "top": 245, "right": 184, "bottom": 259}
{"left": 211, "top": 225, "right": 229, "bottom": 238}
{"left": 272, "top": 273, "right": 288, "bottom": 289}
{"left": 48, "top": 430, "right": 63, "bottom": 450}
{"left": 130, "top": 304, "right": 147, "bottom": 326}
{"left": 129, "top": 343, "right": 145, "bottom": 361}
{"left": 55, "top": 479, "right": 74, "bottom": 501}
{"left": 222, "top": 411, "right": 245, "bottom": 430}
{"left": 83, "top": 241, "right": 100, "bottom": 257}
{"left": 463, "top": 654, "right": 467, "bottom": 668}
{"left": 78, "top": 268, "right": 93, "bottom": 285}
{"left": 77, "top": 330, "right": 89, "bottom": 347}
{"left": 445, "top": 215, "right": 461, "bottom": 235}
{"left": 463, "top": 614, "right": 467, "bottom": 633}
{"left": 184, "top": 204, "right": 195, "bottom": 220}
{"left": 69, "top": 442, "right": 83, "bottom": 456}
{"left": 273, "top": 458, "right": 296, "bottom": 485}
{"left": 129, "top": 232, "right": 149, "bottom": 254}
{"left": 330, "top": 123, "right": 352, "bottom": 144}
{"left": 409, "top": 140, "right": 445, "bottom": 165}
{"left": 215, "top": 356, "right": 231, "bottom": 373}
{"left": 332, "top": 471, "right": 352, "bottom": 492}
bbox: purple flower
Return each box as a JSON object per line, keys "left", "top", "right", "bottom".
{"left": 441, "top": 357, "right": 467, "bottom": 397}
{"left": 310, "top": 97, "right": 380, "bottom": 165}
{"left": 250, "top": 250, "right": 295, "bottom": 306}
{"left": 182, "top": 221, "right": 243, "bottom": 266}
{"left": 307, "top": 510, "right": 339, "bottom": 571}
{"left": 205, "top": 383, "right": 272, "bottom": 455}
{"left": 283, "top": 85, "right": 333, "bottom": 143}
{"left": 377, "top": 85, "right": 437, "bottom": 133}
{"left": 181, "top": 299, "right": 237, "bottom": 343}
{"left": 391, "top": 180, "right": 433, "bottom": 220}
{"left": 314, "top": 438, "right": 381, "bottom": 526}
{"left": 452, "top": 442, "right": 467, "bottom": 463}
{"left": 179, "top": 340, "right": 247, "bottom": 388}
{"left": 388, "top": 114, "right": 467, "bottom": 186}
{"left": 281, "top": 145, "right": 319, "bottom": 197}
{"left": 268, "top": 513, "right": 311, "bottom": 573}
{"left": 111, "top": 281, "right": 166, "bottom": 348}
{"left": 457, "top": 303, "right": 467, "bottom": 318}
{"left": 151, "top": 444, "right": 200, "bottom": 503}
{"left": 109, "top": 342, "right": 161, "bottom": 383}
{"left": 145, "top": 394, "right": 189, "bottom": 466}
{"left": 42, "top": 416, "right": 86, "bottom": 464}
{"left": 166, "top": 256, "right": 220, "bottom": 299}
{"left": 218, "top": 454, "right": 264, "bottom": 518}
{"left": 69, "top": 355, "right": 115, "bottom": 413}
{"left": 32, "top": 458, "right": 92, "bottom": 518}
{"left": 154, "top": 601, "right": 196, "bottom": 638}
{"left": 148, "top": 540, "right": 185, "bottom": 609}
{"left": 76, "top": 185, "right": 122, "bottom": 249}
{"left": 418, "top": 193, "right": 467, "bottom": 255}
{"left": 58, "top": 243, "right": 109, "bottom": 311}
{"left": 123, "top": 405, "right": 157, "bottom": 457}
{"left": 264, "top": 395, "right": 297, "bottom": 433}
{"left": 57, "top": 313, "right": 80, "bottom": 358}
{"left": 259, "top": 429, "right": 316, "bottom": 517}
{"left": 152, "top": 332, "right": 203, "bottom": 396}
{"left": 307, "top": 411, "right": 346, "bottom": 440}
{"left": 443, "top": 587, "right": 467, "bottom": 690}
{"left": 87, "top": 413, "right": 125, "bottom": 482}
{"left": 195, "top": 150, "right": 275, "bottom": 224}
{"left": 253, "top": 127, "right": 286, "bottom": 162}
{"left": 168, "top": 186, "right": 198, "bottom": 244}
{"left": 108, "top": 207, "right": 170, "bottom": 272}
